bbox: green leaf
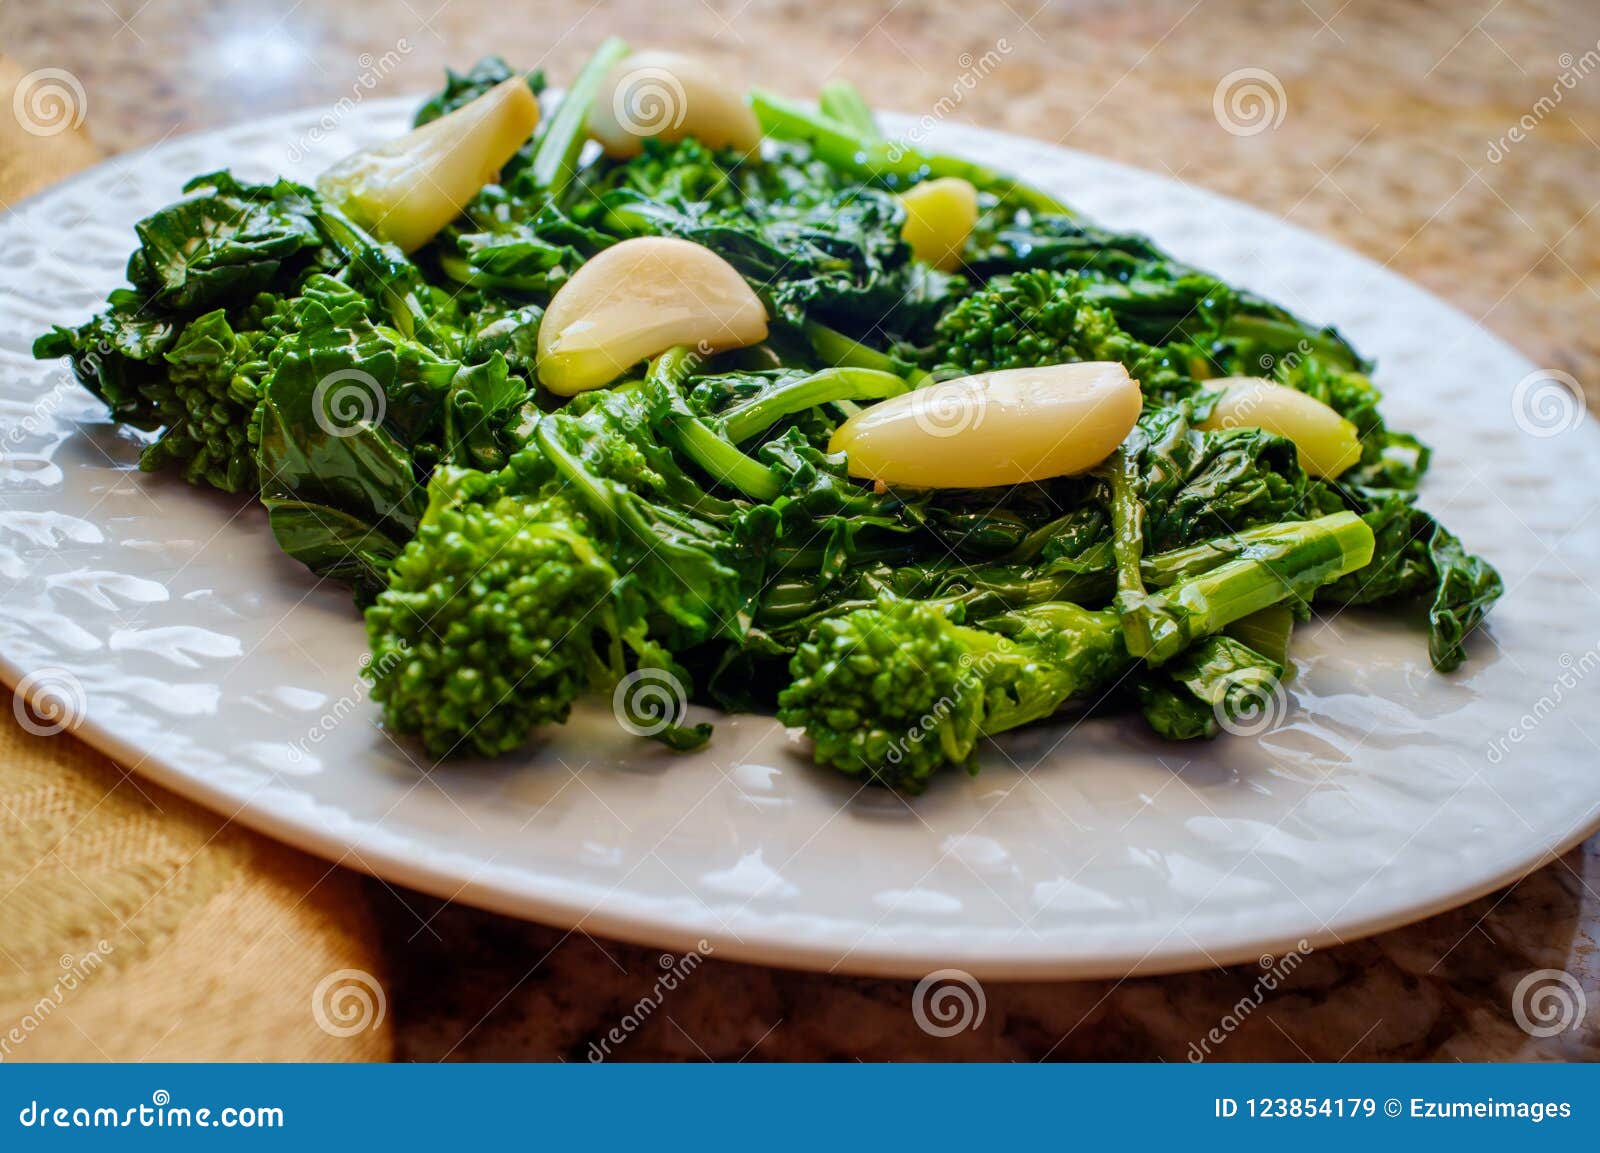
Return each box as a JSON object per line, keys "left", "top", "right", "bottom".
{"left": 1138, "top": 634, "right": 1285, "bottom": 741}
{"left": 254, "top": 325, "right": 432, "bottom": 596}
{"left": 1427, "top": 523, "right": 1503, "bottom": 672}
{"left": 414, "top": 57, "right": 544, "bottom": 127}
{"left": 1315, "top": 488, "right": 1501, "bottom": 671}
{"left": 129, "top": 173, "right": 325, "bottom": 312}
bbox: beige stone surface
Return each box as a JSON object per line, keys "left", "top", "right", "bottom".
{"left": 2, "top": 0, "right": 1596, "bottom": 1061}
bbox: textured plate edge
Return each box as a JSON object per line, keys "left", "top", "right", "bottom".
{"left": 8, "top": 635, "right": 1598, "bottom": 980}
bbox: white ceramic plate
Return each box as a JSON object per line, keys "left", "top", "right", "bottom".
{"left": 3, "top": 98, "right": 1597, "bottom": 980}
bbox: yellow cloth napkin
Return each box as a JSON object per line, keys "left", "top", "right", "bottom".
{"left": 0, "top": 55, "right": 392, "bottom": 1063}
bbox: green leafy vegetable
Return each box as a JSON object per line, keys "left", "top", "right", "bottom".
{"left": 777, "top": 599, "right": 1128, "bottom": 791}
{"left": 364, "top": 470, "right": 624, "bottom": 757}
{"left": 1136, "top": 634, "right": 1285, "bottom": 741}
{"left": 1316, "top": 488, "right": 1503, "bottom": 671}
{"left": 33, "top": 49, "right": 1503, "bottom": 786}
{"left": 414, "top": 57, "right": 545, "bottom": 128}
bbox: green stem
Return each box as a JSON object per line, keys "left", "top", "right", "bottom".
{"left": 668, "top": 419, "right": 782, "bottom": 502}
{"left": 647, "top": 350, "right": 783, "bottom": 502}
{"left": 1141, "top": 519, "right": 1360, "bottom": 587}
{"left": 720, "top": 367, "right": 909, "bottom": 443}
{"left": 979, "top": 604, "right": 1129, "bottom": 732}
{"left": 803, "top": 321, "right": 932, "bottom": 387}
{"left": 818, "top": 79, "right": 879, "bottom": 138}
{"left": 1141, "top": 511, "right": 1375, "bottom": 664}
{"left": 751, "top": 89, "right": 1071, "bottom": 217}
{"left": 533, "top": 420, "right": 615, "bottom": 520}
{"left": 527, "top": 37, "right": 630, "bottom": 194}
{"left": 1105, "top": 445, "right": 1178, "bottom": 660}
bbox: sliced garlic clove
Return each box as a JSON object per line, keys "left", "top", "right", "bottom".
{"left": 587, "top": 50, "right": 762, "bottom": 159}
{"left": 1197, "top": 376, "right": 1362, "bottom": 479}
{"left": 317, "top": 78, "right": 539, "bottom": 253}
{"left": 536, "top": 236, "right": 768, "bottom": 396}
{"left": 828, "top": 362, "right": 1142, "bottom": 489}
{"left": 898, "top": 177, "right": 978, "bottom": 271}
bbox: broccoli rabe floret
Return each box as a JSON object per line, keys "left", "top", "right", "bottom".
{"left": 928, "top": 270, "right": 1199, "bottom": 402}
{"left": 781, "top": 510, "right": 1377, "bottom": 789}
{"left": 139, "top": 311, "right": 266, "bottom": 492}
{"left": 364, "top": 468, "right": 621, "bottom": 758}
{"left": 777, "top": 599, "right": 1126, "bottom": 792}
{"left": 931, "top": 270, "right": 1136, "bottom": 375}
{"left": 362, "top": 369, "right": 784, "bottom": 758}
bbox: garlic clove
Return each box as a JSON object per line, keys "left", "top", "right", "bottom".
{"left": 536, "top": 236, "right": 768, "bottom": 395}
{"left": 317, "top": 78, "right": 539, "bottom": 253}
{"left": 1197, "top": 376, "right": 1362, "bottom": 479}
{"left": 587, "top": 50, "right": 762, "bottom": 159}
{"left": 899, "top": 177, "right": 978, "bottom": 271}
{"left": 829, "top": 362, "right": 1142, "bottom": 489}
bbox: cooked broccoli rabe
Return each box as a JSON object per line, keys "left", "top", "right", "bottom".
{"left": 362, "top": 381, "right": 751, "bottom": 757}
{"left": 365, "top": 473, "right": 621, "bottom": 757}
{"left": 778, "top": 600, "right": 1126, "bottom": 791}
{"left": 778, "top": 511, "right": 1373, "bottom": 789}
{"left": 33, "top": 173, "right": 467, "bottom": 497}
{"left": 34, "top": 48, "right": 1504, "bottom": 786}
{"left": 361, "top": 357, "right": 856, "bottom": 756}
{"left": 33, "top": 174, "right": 329, "bottom": 492}
{"left": 925, "top": 269, "right": 1205, "bottom": 402}
{"left": 931, "top": 270, "right": 1140, "bottom": 375}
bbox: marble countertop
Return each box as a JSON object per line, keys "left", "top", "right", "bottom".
{"left": 4, "top": 0, "right": 1597, "bottom": 1060}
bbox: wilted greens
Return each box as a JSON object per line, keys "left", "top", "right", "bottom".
{"left": 35, "top": 43, "right": 1500, "bottom": 791}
